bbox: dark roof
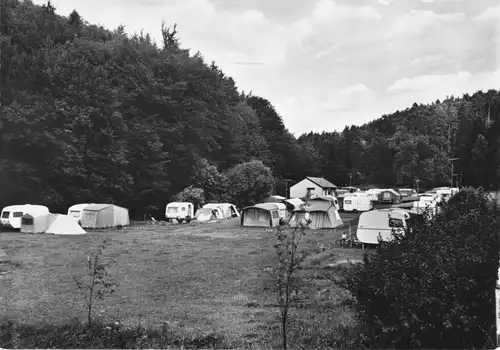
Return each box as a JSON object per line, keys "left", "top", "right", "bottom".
{"left": 306, "top": 177, "right": 337, "bottom": 189}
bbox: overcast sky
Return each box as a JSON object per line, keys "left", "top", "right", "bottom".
{"left": 35, "top": 0, "right": 500, "bottom": 135}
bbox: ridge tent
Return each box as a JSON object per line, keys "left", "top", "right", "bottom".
{"left": 81, "top": 204, "right": 130, "bottom": 229}
{"left": 20, "top": 213, "right": 59, "bottom": 234}
{"left": 289, "top": 200, "right": 343, "bottom": 230}
{"left": 241, "top": 203, "right": 281, "bottom": 227}
{"left": 45, "top": 214, "right": 86, "bottom": 235}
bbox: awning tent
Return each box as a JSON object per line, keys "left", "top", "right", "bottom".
{"left": 289, "top": 201, "right": 343, "bottom": 230}
{"left": 241, "top": 203, "right": 281, "bottom": 227}
{"left": 195, "top": 208, "right": 219, "bottom": 222}
{"left": 81, "top": 204, "right": 130, "bottom": 229}
{"left": 203, "top": 203, "right": 240, "bottom": 219}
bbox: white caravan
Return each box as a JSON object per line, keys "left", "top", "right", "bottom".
{"left": 1, "top": 204, "right": 50, "bottom": 229}
{"left": 434, "top": 187, "right": 459, "bottom": 202}
{"left": 165, "top": 202, "right": 194, "bottom": 223}
{"left": 343, "top": 196, "right": 374, "bottom": 212}
{"left": 357, "top": 209, "right": 411, "bottom": 245}
{"left": 67, "top": 203, "right": 92, "bottom": 224}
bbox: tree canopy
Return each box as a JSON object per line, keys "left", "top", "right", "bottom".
{"left": 1, "top": 0, "right": 499, "bottom": 217}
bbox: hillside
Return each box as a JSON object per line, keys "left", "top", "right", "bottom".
{"left": 1, "top": 0, "right": 499, "bottom": 218}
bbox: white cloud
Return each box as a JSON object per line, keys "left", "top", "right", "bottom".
{"left": 312, "top": 0, "right": 381, "bottom": 21}
{"left": 473, "top": 5, "right": 500, "bottom": 20}
{"left": 31, "top": 0, "right": 500, "bottom": 134}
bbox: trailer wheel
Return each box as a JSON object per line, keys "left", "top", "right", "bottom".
{"left": 185, "top": 216, "right": 192, "bottom": 223}
{"left": 353, "top": 209, "right": 358, "bottom": 213}
{"left": 178, "top": 218, "right": 184, "bottom": 224}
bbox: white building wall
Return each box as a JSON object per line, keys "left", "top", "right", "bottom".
{"left": 290, "top": 179, "right": 332, "bottom": 198}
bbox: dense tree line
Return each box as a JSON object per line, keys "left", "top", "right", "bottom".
{"left": 1, "top": 0, "right": 499, "bottom": 218}
{"left": 299, "top": 91, "right": 500, "bottom": 190}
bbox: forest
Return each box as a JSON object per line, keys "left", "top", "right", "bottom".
{"left": 1, "top": 0, "right": 499, "bottom": 219}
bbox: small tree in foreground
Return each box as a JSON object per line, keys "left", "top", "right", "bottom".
{"left": 266, "top": 222, "right": 310, "bottom": 350}
{"left": 73, "top": 237, "right": 118, "bottom": 327}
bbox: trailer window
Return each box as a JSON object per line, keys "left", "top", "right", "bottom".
{"left": 1, "top": 211, "right": 9, "bottom": 218}
{"left": 344, "top": 200, "right": 352, "bottom": 204}
{"left": 13, "top": 212, "right": 23, "bottom": 218}
{"left": 272, "top": 211, "right": 279, "bottom": 218}
{"left": 22, "top": 218, "right": 33, "bottom": 225}
{"left": 181, "top": 207, "right": 186, "bottom": 211}
{"left": 389, "top": 218, "right": 404, "bottom": 228}
{"left": 167, "top": 207, "right": 178, "bottom": 213}
{"left": 70, "top": 210, "right": 80, "bottom": 218}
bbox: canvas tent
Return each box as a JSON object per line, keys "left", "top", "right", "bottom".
{"left": 289, "top": 200, "right": 343, "bottom": 230}
{"left": 20, "top": 213, "right": 59, "bottom": 234}
{"left": 378, "top": 189, "right": 402, "bottom": 204}
{"left": 195, "top": 208, "right": 219, "bottom": 222}
{"left": 46, "top": 214, "right": 86, "bottom": 235}
{"left": 241, "top": 203, "right": 281, "bottom": 227}
{"left": 203, "top": 203, "right": 240, "bottom": 219}
{"left": 81, "top": 204, "right": 130, "bottom": 228}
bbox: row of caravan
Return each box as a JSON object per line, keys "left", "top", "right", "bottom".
{"left": 1, "top": 203, "right": 130, "bottom": 232}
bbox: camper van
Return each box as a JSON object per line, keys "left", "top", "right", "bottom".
{"left": 67, "top": 203, "right": 92, "bottom": 224}
{"left": 165, "top": 202, "right": 194, "bottom": 223}
{"left": 357, "top": 209, "right": 412, "bottom": 245}
{"left": 343, "top": 196, "right": 374, "bottom": 212}
{"left": 1, "top": 204, "right": 50, "bottom": 229}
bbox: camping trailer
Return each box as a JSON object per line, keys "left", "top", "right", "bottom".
{"left": 288, "top": 201, "right": 343, "bottom": 230}
{"left": 342, "top": 196, "right": 373, "bottom": 212}
{"left": 81, "top": 204, "right": 130, "bottom": 228}
{"left": 165, "top": 202, "right": 194, "bottom": 223}
{"left": 356, "top": 209, "right": 411, "bottom": 245}
{"left": 1, "top": 204, "right": 50, "bottom": 229}
{"left": 67, "top": 203, "right": 92, "bottom": 224}
{"left": 241, "top": 203, "right": 281, "bottom": 227}
{"left": 284, "top": 198, "right": 304, "bottom": 215}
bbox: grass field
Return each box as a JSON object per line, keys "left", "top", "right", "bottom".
{"left": 0, "top": 213, "right": 364, "bottom": 348}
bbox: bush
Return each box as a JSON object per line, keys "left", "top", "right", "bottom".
{"left": 343, "top": 188, "right": 500, "bottom": 349}
{"left": 0, "top": 320, "right": 231, "bottom": 349}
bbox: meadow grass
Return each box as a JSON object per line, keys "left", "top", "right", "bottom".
{"left": 0, "top": 215, "right": 363, "bottom": 348}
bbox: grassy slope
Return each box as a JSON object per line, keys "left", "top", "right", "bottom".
{"left": 0, "top": 215, "right": 363, "bottom": 347}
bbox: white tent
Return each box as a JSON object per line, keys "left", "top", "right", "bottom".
{"left": 20, "top": 213, "right": 59, "bottom": 234}
{"left": 195, "top": 208, "right": 219, "bottom": 222}
{"left": 203, "top": 203, "right": 240, "bottom": 219}
{"left": 45, "top": 214, "right": 86, "bottom": 235}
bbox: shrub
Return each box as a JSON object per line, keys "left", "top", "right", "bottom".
{"left": 343, "top": 188, "right": 500, "bottom": 349}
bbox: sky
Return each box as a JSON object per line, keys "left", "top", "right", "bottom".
{"left": 34, "top": 0, "right": 500, "bottom": 135}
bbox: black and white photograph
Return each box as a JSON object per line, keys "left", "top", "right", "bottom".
{"left": 1, "top": 0, "right": 499, "bottom": 348}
